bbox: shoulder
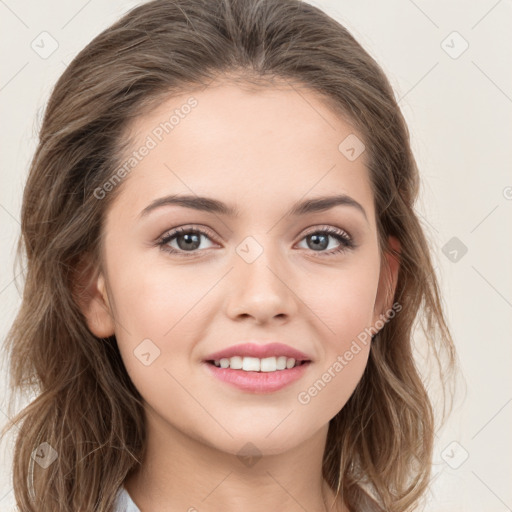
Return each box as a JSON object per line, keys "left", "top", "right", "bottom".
{"left": 113, "top": 486, "right": 141, "bottom": 512}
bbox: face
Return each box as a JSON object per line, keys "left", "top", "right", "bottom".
{"left": 84, "top": 80, "right": 399, "bottom": 457}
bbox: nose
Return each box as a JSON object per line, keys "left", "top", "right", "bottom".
{"left": 225, "top": 239, "right": 298, "bottom": 324}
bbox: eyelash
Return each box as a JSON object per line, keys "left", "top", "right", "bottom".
{"left": 156, "top": 224, "right": 356, "bottom": 258}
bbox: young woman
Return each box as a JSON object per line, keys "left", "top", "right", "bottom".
{"left": 1, "top": 0, "right": 456, "bottom": 510}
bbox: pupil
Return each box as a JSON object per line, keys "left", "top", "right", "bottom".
{"left": 309, "top": 234, "right": 328, "bottom": 250}
{"left": 178, "top": 233, "right": 200, "bottom": 250}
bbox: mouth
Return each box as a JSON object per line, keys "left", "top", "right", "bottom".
{"left": 202, "top": 357, "right": 312, "bottom": 393}
{"left": 205, "top": 356, "right": 311, "bottom": 372}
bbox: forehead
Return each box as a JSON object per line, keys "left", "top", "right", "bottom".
{"left": 109, "top": 81, "right": 375, "bottom": 225}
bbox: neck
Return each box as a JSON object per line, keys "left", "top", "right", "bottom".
{"left": 124, "top": 407, "right": 346, "bottom": 512}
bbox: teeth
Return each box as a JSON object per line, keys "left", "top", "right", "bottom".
{"left": 286, "top": 357, "right": 296, "bottom": 369}
{"left": 276, "top": 356, "right": 287, "bottom": 370}
{"left": 242, "top": 357, "right": 260, "bottom": 371}
{"left": 229, "top": 356, "right": 243, "bottom": 369}
{"left": 260, "top": 357, "right": 276, "bottom": 372}
{"left": 213, "top": 356, "right": 303, "bottom": 372}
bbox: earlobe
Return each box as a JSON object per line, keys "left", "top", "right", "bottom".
{"left": 72, "top": 253, "right": 116, "bottom": 338}
{"left": 372, "top": 235, "right": 401, "bottom": 326}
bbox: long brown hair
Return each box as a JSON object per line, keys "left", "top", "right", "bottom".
{"left": 1, "top": 0, "right": 457, "bottom": 510}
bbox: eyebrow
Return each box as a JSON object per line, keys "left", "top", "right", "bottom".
{"left": 138, "top": 193, "right": 368, "bottom": 222}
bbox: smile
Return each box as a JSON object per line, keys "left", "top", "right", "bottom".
{"left": 209, "top": 355, "right": 307, "bottom": 372}
{"left": 203, "top": 359, "right": 312, "bottom": 393}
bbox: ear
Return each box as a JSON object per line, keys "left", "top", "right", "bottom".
{"left": 372, "top": 235, "right": 401, "bottom": 326}
{"left": 72, "top": 252, "right": 116, "bottom": 338}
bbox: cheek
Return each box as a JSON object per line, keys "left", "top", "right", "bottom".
{"left": 295, "top": 257, "right": 378, "bottom": 415}
{"left": 109, "top": 257, "right": 214, "bottom": 389}
{"left": 296, "top": 271, "right": 376, "bottom": 419}
{"left": 309, "top": 257, "right": 380, "bottom": 346}
{"left": 110, "top": 256, "right": 196, "bottom": 336}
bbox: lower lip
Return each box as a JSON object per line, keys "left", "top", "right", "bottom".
{"left": 203, "top": 361, "right": 311, "bottom": 393}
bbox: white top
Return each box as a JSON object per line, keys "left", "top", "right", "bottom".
{"left": 114, "top": 486, "right": 141, "bottom": 512}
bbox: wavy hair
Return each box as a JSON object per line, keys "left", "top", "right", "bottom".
{"left": 1, "top": 0, "right": 457, "bottom": 510}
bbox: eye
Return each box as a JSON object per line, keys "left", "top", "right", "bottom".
{"left": 156, "top": 225, "right": 355, "bottom": 257}
{"left": 157, "top": 225, "right": 217, "bottom": 257}
{"left": 296, "top": 226, "right": 355, "bottom": 256}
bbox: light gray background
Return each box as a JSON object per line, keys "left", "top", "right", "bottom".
{"left": 1, "top": 1, "right": 511, "bottom": 510}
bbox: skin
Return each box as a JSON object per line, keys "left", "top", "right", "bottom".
{"left": 79, "top": 80, "right": 399, "bottom": 512}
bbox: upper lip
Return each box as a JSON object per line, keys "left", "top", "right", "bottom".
{"left": 204, "top": 342, "right": 312, "bottom": 362}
